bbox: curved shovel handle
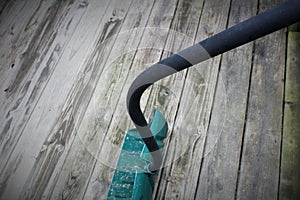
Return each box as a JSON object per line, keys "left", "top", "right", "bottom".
{"left": 127, "top": 0, "right": 300, "bottom": 171}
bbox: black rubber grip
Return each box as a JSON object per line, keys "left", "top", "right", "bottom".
{"left": 200, "top": 0, "right": 300, "bottom": 57}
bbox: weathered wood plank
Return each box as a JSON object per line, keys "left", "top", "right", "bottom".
{"left": 152, "top": 0, "right": 232, "bottom": 199}
{"left": 40, "top": 0, "right": 158, "bottom": 199}
{"left": 0, "top": 0, "right": 41, "bottom": 75}
{"left": 195, "top": 0, "right": 256, "bottom": 199}
{"left": 0, "top": 0, "right": 56, "bottom": 142}
{"left": 236, "top": 0, "right": 286, "bottom": 199}
{"left": 22, "top": 1, "right": 131, "bottom": 199}
{"left": 0, "top": 0, "right": 71, "bottom": 97}
{"left": 279, "top": 31, "right": 300, "bottom": 200}
{"left": 0, "top": 0, "right": 88, "bottom": 174}
{"left": 0, "top": 1, "right": 89, "bottom": 195}
{"left": 0, "top": 0, "right": 115, "bottom": 199}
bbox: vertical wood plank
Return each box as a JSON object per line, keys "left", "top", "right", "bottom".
{"left": 279, "top": 31, "right": 300, "bottom": 200}
{"left": 236, "top": 0, "right": 286, "bottom": 199}
{"left": 195, "top": 0, "right": 256, "bottom": 199}
{"left": 153, "top": 0, "right": 231, "bottom": 199}
{"left": 141, "top": 0, "right": 205, "bottom": 198}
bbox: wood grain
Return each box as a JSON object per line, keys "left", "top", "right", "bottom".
{"left": 0, "top": 0, "right": 69, "bottom": 171}
{"left": 154, "top": 0, "right": 232, "bottom": 199}
{"left": 44, "top": 0, "right": 161, "bottom": 199}
{"left": 0, "top": 0, "right": 89, "bottom": 170}
{"left": 236, "top": 0, "right": 286, "bottom": 199}
{"left": 143, "top": 0, "right": 206, "bottom": 198}
{"left": 195, "top": 0, "right": 256, "bottom": 199}
{"left": 24, "top": 1, "right": 133, "bottom": 199}
{"left": 279, "top": 31, "right": 300, "bottom": 200}
{"left": 0, "top": 0, "right": 112, "bottom": 199}
{"left": 0, "top": 1, "right": 91, "bottom": 198}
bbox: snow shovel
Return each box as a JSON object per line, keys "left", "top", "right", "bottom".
{"left": 108, "top": 0, "right": 300, "bottom": 199}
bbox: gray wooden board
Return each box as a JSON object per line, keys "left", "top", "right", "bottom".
{"left": 0, "top": 0, "right": 91, "bottom": 198}
{"left": 23, "top": 0, "right": 132, "bottom": 198}
{"left": 23, "top": 0, "right": 134, "bottom": 199}
{"left": 154, "top": 0, "right": 232, "bottom": 199}
{"left": 195, "top": 0, "right": 256, "bottom": 199}
{"left": 279, "top": 31, "right": 300, "bottom": 200}
{"left": 0, "top": 0, "right": 81, "bottom": 173}
{"left": 0, "top": 0, "right": 113, "bottom": 199}
{"left": 236, "top": 0, "right": 286, "bottom": 199}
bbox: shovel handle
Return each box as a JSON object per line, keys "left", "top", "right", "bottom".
{"left": 127, "top": 0, "right": 300, "bottom": 171}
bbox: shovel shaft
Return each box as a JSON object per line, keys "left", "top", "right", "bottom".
{"left": 127, "top": 0, "right": 300, "bottom": 170}
{"left": 200, "top": 0, "right": 300, "bottom": 58}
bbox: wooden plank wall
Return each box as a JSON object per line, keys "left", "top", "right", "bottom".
{"left": 0, "top": 0, "right": 298, "bottom": 199}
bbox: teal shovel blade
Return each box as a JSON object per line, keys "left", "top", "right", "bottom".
{"left": 107, "top": 109, "right": 168, "bottom": 199}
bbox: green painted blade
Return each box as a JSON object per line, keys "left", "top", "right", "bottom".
{"left": 107, "top": 109, "right": 168, "bottom": 199}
